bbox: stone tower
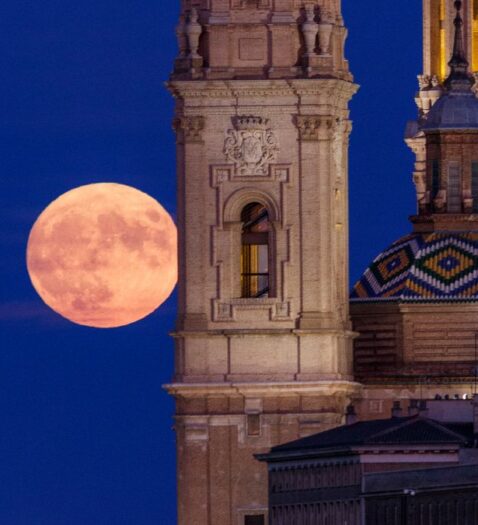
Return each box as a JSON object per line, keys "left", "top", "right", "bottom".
{"left": 165, "top": 1, "right": 359, "bottom": 523}
{"left": 351, "top": 1, "right": 478, "bottom": 420}
{"left": 419, "top": 0, "right": 478, "bottom": 116}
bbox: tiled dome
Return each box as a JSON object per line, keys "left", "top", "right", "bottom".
{"left": 351, "top": 232, "right": 478, "bottom": 302}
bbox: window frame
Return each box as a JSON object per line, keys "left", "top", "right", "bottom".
{"left": 240, "top": 202, "right": 274, "bottom": 299}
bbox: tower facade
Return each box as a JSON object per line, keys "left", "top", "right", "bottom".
{"left": 419, "top": 0, "right": 478, "bottom": 116}
{"left": 166, "top": 1, "right": 359, "bottom": 523}
{"left": 351, "top": 1, "right": 478, "bottom": 420}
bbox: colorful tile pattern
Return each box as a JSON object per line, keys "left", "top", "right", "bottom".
{"left": 351, "top": 232, "right": 478, "bottom": 301}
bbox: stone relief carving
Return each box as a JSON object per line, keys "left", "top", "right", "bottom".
{"left": 224, "top": 116, "right": 279, "bottom": 175}
{"left": 173, "top": 115, "right": 205, "bottom": 143}
{"left": 296, "top": 115, "right": 320, "bottom": 141}
{"left": 296, "top": 115, "right": 334, "bottom": 141}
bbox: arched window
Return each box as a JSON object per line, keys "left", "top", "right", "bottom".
{"left": 241, "top": 203, "right": 270, "bottom": 298}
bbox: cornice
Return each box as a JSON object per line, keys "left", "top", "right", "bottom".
{"left": 171, "top": 329, "right": 358, "bottom": 338}
{"left": 164, "top": 380, "right": 363, "bottom": 397}
{"left": 167, "top": 78, "right": 358, "bottom": 102}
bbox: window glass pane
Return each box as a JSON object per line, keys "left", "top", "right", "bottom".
{"left": 472, "top": 162, "right": 478, "bottom": 212}
{"left": 241, "top": 203, "right": 270, "bottom": 298}
{"left": 447, "top": 163, "right": 462, "bottom": 212}
{"left": 257, "top": 244, "right": 268, "bottom": 273}
{"left": 242, "top": 203, "right": 270, "bottom": 233}
{"left": 432, "top": 159, "right": 440, "bottom": 199}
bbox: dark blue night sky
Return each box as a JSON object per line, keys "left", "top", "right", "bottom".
{"left": 0, "top": 2, "right": 420, "bottom": 523}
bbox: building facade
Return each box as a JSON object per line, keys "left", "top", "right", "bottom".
{"left": 165, "top": 1, "right": 360, "bottom": 523}
{"left": 166, "top": 0, "right": 478, "bottom": 523}
{"left": 258, "top": 398, "right": 478, "bottom": 525}
{"left": 351, "top": 0, "right": 478, "bottom": 422}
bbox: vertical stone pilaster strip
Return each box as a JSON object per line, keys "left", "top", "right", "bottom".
{"left": 423, "top": 0, "right": 432, "bottom": 77}
{"left": 296, "top": 115, "right": 322, "bottom": 327}
{"left": 316, "top": 117, "right": 335, "bottom": 320}
{"left": 173, "top": 115, "right": 207, "bottom": 330}
{"left": 175, "top": 419, "right": 210, "bottom": 525}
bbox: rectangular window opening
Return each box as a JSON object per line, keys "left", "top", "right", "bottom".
{"left": 472, "top": 162, "right": 478, "bottom": 212}
{"left": 448, "top": 162, "right": 462, "bottom": 213}
{"left": 241, "top": 244, "right": 269, "bottom": 298}
{"left": 244, "top": 515, "right": 265, "bottom": 525}
{"left": 432, "top": 159, "right": 440, "bottom": 200}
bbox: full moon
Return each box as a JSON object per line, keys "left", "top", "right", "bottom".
{"left": 26, "top": 183, "right": 177, "bottom": 328}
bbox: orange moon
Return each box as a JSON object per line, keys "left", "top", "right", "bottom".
{"left": 26, "top": 183, "right": 177, "bottom": 328}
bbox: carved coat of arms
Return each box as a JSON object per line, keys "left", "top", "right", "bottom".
{"left": 224, "top": 116, "right": 279, "bottom": 176}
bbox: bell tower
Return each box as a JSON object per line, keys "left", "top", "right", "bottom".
{"left": 166, "top": 1, "right": 359, "bottom": 523}
{"left": 419, "top": 0, "right": 478, "bottom": 116}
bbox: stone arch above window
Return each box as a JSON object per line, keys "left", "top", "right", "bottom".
{"left": 223, "top": 187, "right": 279, "bottom": 224}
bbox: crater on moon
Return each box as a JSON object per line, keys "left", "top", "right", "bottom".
{"left": 26, "top": 183, "right": 177, "bottom": 328}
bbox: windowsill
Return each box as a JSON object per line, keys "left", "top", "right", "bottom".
{"left": 232, "top": 297, "right": 277, "bottom": 305}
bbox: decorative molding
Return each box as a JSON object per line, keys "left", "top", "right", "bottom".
{"left": 212, "top": 298, "right": 292, "bottom": 322}
{"left": 184, "top": 422, "right": 209, "bottom": 443}
{"left": 211, "top": 165, "right": 232, "bottom": 187}
{"left": 272, "top": 165, "right": 290, "bottom": 183}
{"left": 273, "top": 302, "right": 290, "bottom": 320}
{"left": 296, "top": 115, "right": 320, "bottom": 141}
{"left": 216, "top": 302, "right": 233, "bottom": 321}
{"left": 168, "top": 79, "right": 358, "bottom": 102}
{"left": 222, "top": 187, "right": 280, "bottom": 223}
{"left": 224, "top": 116, "right": 279, "bottom": 175}
{"left": 231, "top": 0, "right": 271, "bottom": 8}
{"left": 211, "top": 163, "right": 290, "bottom": 185}
{"left": 173, "top": 115, "right": 205, "bottom": 143}
{"left": 296, "top": 115, "right": 334, "bottom": 141}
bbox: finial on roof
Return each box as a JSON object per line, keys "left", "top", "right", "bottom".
{"left": 445, "top": 0, "right": 474, "bottom": 90}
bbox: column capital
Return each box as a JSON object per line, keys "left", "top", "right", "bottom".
{"left": 173, "top": 115, "right": 206, "bottom": 143}
{"left": 296, "top": 115, "right": 340, "bottom": 141}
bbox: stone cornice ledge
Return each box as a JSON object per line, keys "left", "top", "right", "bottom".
{"left": 164, "top": 380, "right": 363, "bottom": 397}
{"left": 167, "top": 78, "right": 358, "bottom": 101}
{"left": 171, "top": 329, "right": 358, "bottom": 338}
